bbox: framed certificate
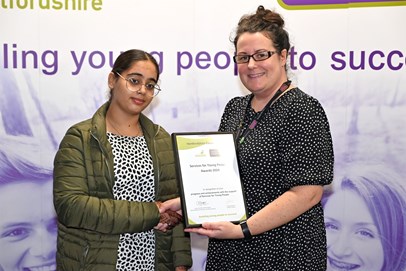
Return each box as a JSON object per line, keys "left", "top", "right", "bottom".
{"left": 172, "top": 132, "right": 247, "bottom": 228}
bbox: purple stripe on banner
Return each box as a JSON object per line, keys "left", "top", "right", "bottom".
{"left": 283, "top": 0, "right": 399, "bottom": 5}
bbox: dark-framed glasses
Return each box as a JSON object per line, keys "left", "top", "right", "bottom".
{"left": 115, "top": 72, "right": 161, "bottom": 97}
{"left": 233, "top": 51, "right": 277, "bottom": 64}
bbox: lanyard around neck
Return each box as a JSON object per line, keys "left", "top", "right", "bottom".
{"left": 236, "top": 80, "right": 291, "bottom": 145}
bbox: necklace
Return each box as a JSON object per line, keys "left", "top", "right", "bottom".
{"left": 235, "top": 80, "right": 291, "bottom": 145}
{"left": 107, "top": 117, "right": 143, "bottom": 137}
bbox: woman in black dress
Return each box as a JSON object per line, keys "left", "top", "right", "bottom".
{"left": 184, "top": 5, "right": 334, "bottom": 270}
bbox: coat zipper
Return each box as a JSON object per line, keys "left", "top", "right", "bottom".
{"left": 90, "top": 131, "right": 113, "bottom": 182}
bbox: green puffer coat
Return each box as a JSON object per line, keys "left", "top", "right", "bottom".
{"left": 53, "top": 102, "right": 192, "bottom": 271}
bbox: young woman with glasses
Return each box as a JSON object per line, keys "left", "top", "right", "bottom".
{"left": 53, "top": 49, "right": 192, "bottom": 271}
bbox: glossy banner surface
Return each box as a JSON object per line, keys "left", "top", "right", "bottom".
{"left": 1, "top": 1, "right": 405, "bottom": 270}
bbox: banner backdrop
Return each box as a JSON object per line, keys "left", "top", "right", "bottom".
{"left": 1, "top": 1, "right": 405, "bottom": 270}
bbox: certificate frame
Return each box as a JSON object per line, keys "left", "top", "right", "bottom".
{"left": 172, "top": 132, "right": 247, "bottom": 228}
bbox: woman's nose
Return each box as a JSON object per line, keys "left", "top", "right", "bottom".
{"left": 329, "top": 232, "right": 353, "bottom": 258}
{"left": 29, "top": 230, "right": 57, "bottom": 259}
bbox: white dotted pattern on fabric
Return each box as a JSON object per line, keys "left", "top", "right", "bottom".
{"left": 107, "top": 133, "right": 156, "bottom": 271}
{"left": 205, "top": 88, "right": 334, "bottom": 271}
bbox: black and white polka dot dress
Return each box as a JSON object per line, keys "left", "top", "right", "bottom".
{"left": 206, "top": 88, "right": 334, "bottom": 271}
{"left": 107, "top": 133, "right": 156, "bottom": 271}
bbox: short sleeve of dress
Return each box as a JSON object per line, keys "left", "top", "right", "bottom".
{"left": 280, "top": 93, "right": 334, "bottom": 188}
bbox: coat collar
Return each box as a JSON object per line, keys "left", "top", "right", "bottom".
{"left": 90, "top": 101, "right": 160, "bottom": 141}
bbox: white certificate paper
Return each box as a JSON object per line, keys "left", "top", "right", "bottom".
{"left": 172, "top": 132, "right": 247, "bottom": 228}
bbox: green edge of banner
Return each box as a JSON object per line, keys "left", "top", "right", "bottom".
{"left": 278, "top": 0, "right": 406, "bottom": 10}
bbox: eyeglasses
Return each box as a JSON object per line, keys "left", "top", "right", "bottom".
{"left": 233, "top": 51, "right": 277, "bottom": 64}
{"left": 115, "top": 72, "right": 161, "bottom": 97}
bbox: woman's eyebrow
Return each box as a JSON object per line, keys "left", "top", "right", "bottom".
{"left": 127, "top": 72, "right": 157, "bottom": 83}
{"left": 127, "top": 72, "right": 143, "bottom": 77}
{"left": 1, "top": 222, "right": 31, "bottom": 230}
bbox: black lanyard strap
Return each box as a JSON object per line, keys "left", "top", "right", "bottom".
{"left": 236, "top": 80, "right": 291, "bottom": 145}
